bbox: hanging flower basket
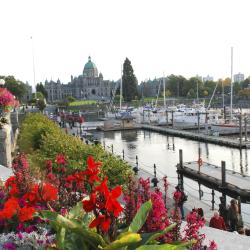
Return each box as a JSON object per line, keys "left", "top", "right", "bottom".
{"left": 0, "top": 88, "right": 18, "bottom": 114}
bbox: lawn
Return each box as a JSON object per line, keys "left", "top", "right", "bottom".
{"left": 69, "top": 100, "right": 97, "bottom": 106}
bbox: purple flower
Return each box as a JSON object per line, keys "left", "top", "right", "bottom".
{"left": 37, "top": 240, "right": 44, "bottom": 245}
{"left": 16, "top": 223, "right": 24, "bottom": 232}
{"left": 25, "top": 225, "right": 37, "bottom": 233}
{"left": 3, "top": 242, "right": 16, "bottom": 250}
{"left": 17, "top": 232, "right": 23, "bottom": 240}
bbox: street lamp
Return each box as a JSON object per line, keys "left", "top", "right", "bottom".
{"left": 0, "top": 79, "right": 5, "bottom": 86}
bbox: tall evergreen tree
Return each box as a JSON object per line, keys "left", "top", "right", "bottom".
{"left": 36, "top": 83, "right": 48, "bottom": 99}
{"left": 122, "top": 58, "right": 138, "bottom": 102}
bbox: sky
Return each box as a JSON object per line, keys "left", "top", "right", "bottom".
{"left": 1, "top": 0, "right": 250, "bottom": 90}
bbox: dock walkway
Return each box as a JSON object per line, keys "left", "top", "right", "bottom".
{"left": 142, "top": 124, "right": 250, "bottom": 148}
{"left": 177, "top": 161, "right": 250, "bottom": 202}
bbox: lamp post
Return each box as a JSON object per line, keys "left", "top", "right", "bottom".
{"left": 0, "top": 79, "right": 5, "bottom": 86}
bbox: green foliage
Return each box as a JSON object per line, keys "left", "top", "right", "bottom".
{"left": 36, "top": 99, "right": 46, "bottom": 111}
{"left": 69, "top": 100, "right": 97, "bottom": 106}
{"left": 18, "top": 113, "right": 133, "bottom": 187}
{"left": 67, "top": 96, "right": 76, "bottom": 103}
{"left": 128, "top": 200, "right": 152, "bottom": 233}
{"left": 0, "top": 75, "right": 27, "bottom": 100}
{"left": 40, "top": 200, "right": 192, "bottom": 250}
{"left": 32, "top": 91, "right": 44, "bottom": 100}
{"left": 36, "top": 83, "right": 48, "bottom": 99}
{"left": 122, "top": 58, "right": 138, "bottom": 102}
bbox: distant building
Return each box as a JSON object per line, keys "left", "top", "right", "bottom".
{"left": 45, "top": 56, "right": 114, "bottom": 103}
{"left": 195, "top": 75, "right": 203, "bottom": 82}
{"left": 139, "top": 78, "right": 163, "bottom": 98}
{"left": 203, "top": 75, "right": 214, "bottom": 82}
{"left": 21, "top": 82, "right": 32, "bottom": 103}
{"left": 234, "top": 72, "right": 244, "bottom": 83}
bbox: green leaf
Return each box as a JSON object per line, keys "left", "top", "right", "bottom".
{"left": 56, "top": 227, "right": 66, "bottom": 249}
{"left": 135, "top": 240, "right": 196, "bottom": 250}
{"left": 40, "top": 210, "right": 106, "bottom": 248}
{"left": 128, "top": 200, "right": 152, "bottom": 233}
{"left": 68, "top": 201, "right": 85, "bottom": 219}
{"left": 127, "top": 223, "right": 177, "bottom": 250}
{"left": 103, "top": 233, "right": 142, "bottom": 250}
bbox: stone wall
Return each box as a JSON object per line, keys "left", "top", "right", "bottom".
{"left": 0, "top": 112, "right": 20, "bottom": 168}
{"left": 0, "top": 114, "right": 12, "bottom": 168}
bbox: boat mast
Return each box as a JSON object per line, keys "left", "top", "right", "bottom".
{"left": 163, "top": 73, "right": 166, "bottom": 109}
{"left": 120, "top": 64, "right": 123, "bottom": 110}
{"left": 230, "top": 47, "right": 233, "bottom": 122}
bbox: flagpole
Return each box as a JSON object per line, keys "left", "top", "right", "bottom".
{"left": 230, "top": 47, "right": 233, "bottom": 122}
{"left": 31, "top": 36, "right": 36, "bottom": 99}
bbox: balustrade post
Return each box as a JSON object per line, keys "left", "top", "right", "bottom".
{"left": 211, "top": 189, "right": 215, "bottom": 210}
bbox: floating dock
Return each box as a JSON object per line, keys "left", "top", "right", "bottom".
{"left": 177, "top": 161, "right": 250, "bottom": 202}
{"left": 142, "top": 124, "right": 250, "bottom": 149}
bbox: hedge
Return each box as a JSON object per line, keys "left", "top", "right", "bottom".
{"left": 18, "top": 113, "right": 133, "bottom": 187}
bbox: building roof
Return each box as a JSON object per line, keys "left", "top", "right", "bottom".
{"left": 84, "top": 56, "right": 97, "bottom": 70}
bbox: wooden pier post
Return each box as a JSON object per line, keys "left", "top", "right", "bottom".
{"left": 244, "top": 116, "right": 248, "bottom": 141}
{"left": 133, "top": 155, "right": 139, "bottom": 175}
{"left": 198, "top": 182, "right": 202, "bottom": 200}
{"left": 237, "top": 196, "right": 241, "bottom": 214}
{"left": 111, "top": 144, "right": 114, "bottom": 154}
{"left": 197, "top": 111, "right": 200, "bottom": 133}
{"left": 178, "top": 149, "right": 184, "bottom": 190}
{"left": 211, "top": 189, "right": 215, "bottom": 210}
{"left": 221, "top": 161, "right": 226, "bottom": 203}
{"left": 166, "top": 110, "right": 168, "bottom": 127}
{"left": 239, "top": 113, "right": 242, "bottom": 148}
{"left": 122, "top": 149, "right": 125, "bottom": 160}
{"left": 171, "top": 111, "right": 174, "bottom": 128}
{"left": 103, "top": 141, "right": 106, "bottom": 150}
{"left": 151, "top": 163, "right": 158, "bottom": 187}
{"left": 198, "top": 147, "right": 202, "bottom": 173}
{"left": 223, "top": 106, "right": 226, "bottom": 122}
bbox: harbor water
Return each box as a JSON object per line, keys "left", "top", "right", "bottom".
{"left": 91, "top": 129, "right": 250, "bottom": 226}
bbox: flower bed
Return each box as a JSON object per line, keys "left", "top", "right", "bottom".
{"left": 0, "top": 152, "right": 217, "bottom": 249}
{"left": 17, "top": 113, "right": 133, "bottom": 187}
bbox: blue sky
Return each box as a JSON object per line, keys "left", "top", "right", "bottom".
{"left": 1, "top": 0, "right": 250, "bottom": 90}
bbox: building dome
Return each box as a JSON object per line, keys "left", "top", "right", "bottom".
{"left": 83, "top": 56, "right": 98, "bottom": 77}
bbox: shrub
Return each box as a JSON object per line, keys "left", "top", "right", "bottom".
{"left": 18, "top": 113, "right": 133, "bottom": 187}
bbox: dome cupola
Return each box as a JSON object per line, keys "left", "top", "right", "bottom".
{"left": 83, "top": 56, "right": 98, "bottom": 77}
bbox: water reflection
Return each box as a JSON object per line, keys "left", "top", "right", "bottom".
{"left": 121, "top": 130, "right": 138, "bottom": 142}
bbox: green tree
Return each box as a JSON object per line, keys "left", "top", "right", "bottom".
{"left": 0, "top": 75, "right": 27, "bottom": 100}
{"left": 36, "top": 83, "right": 48, "bottom": 99}
{"left": 66, "top": 96, "right": 76, "bottom": 103}
{"left": 32, "top": 91, "right": 44, "bottom": 100}
{"left": 122, "top": 58, "right": 138, "bottom": 102}
{"left": 36, "top": 99, "right": 46, "bottom": 111}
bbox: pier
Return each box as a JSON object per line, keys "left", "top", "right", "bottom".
{"left": 142, "top": 124, "right": 250, "bottom": 149}
{"left": 177, "top": 151, "right": 250, "bottom": 203}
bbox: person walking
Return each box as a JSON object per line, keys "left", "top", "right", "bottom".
{"left": 174, "top": 185, "right": 187, "bottom": 220}
{"left": 228, "top": 199, "right": 244, "bottom": 233}
{"left": 209, "top": 211, "right": 227, "bottom": 230}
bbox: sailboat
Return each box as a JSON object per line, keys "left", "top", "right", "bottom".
{"left": 210, "top": 47, "right": 247, "bottom": 134}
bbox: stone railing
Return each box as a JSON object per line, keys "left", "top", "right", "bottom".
{"left": 0, "top": 110, "right": 19, "bottom": 168}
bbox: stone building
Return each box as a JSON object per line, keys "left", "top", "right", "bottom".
{"left": 45, "top": 57, "right": 114, "bottom": 102}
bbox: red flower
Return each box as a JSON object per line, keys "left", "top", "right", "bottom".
{"left": 89, "top": 214, "right": 111, "bottom": 232}
{"left": 23, "top": 184, "right": 39, "bottom": 204}
{"left": 41, "top": 183, "right": 58, "bottom": 201}
{"left": 173, "top": 191, "right": 182, "bottom": 202}
{"left": 46, "top": 160, "right": 53, "bottom": 172}
{"left": 84, "top": 156, "right": 101, "bottom": 184}
{"left": 82, "top": 193, "right": 97, "bottom": 212}
{"left": 18, "top": 206, "right": 36, "bottom": 222}
{"left": 105, "top": 186, "right": 123, "bottom": 217}
{"left": 5, "top": 176, "right": 16, "bottom": 188}
{"left": 95, "top": 178, "right": 123, "bottom": 217}
{"left": 9, "top": 183, "right": 19, "bottom": 196}
{"left": 0, "top": 197, "right": 20, "bottom": 220}
{"left": 56, "top": 154, "right": 66, "bottom": 165}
